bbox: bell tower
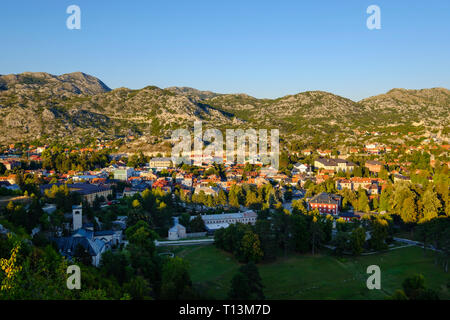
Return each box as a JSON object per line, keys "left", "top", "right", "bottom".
{"left": 72, "top": 204, "right": 82, "bottom": 231}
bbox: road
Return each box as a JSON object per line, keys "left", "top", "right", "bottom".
{"left": 393, "top": 237, "right": 441, "bottom": 252}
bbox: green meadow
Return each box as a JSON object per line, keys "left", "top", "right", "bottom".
{"left": 162, "top": 245, "right": 450, "bottom": 300}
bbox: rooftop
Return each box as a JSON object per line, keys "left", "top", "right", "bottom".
{"left": 40, "top": 183, "right": 111, "bottom": 196}
{"left": 309, "top": 192, "right": 341, "bottom": 205}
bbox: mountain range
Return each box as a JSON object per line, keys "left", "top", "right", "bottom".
{"left": 0, "top": 72, "right": 448, "bottom": 152}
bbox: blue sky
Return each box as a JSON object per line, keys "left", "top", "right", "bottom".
{"left": 1, "top": 0, "right": 449, "bottom": 101}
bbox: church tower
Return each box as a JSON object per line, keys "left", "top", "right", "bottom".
{"left": 72, "top": 204, "right": 82, "bottom": 231}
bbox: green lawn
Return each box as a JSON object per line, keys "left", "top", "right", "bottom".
{"left": 164, "top": 245, "right": 450, "bottom": 300}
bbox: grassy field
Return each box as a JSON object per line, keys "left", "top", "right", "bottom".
{"left": 161, "top": 245, "right": 450, "bottom": 300}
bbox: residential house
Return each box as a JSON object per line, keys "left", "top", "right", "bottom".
{"left": 308, "top": 192, "right": 342, "bottom": 215}
{"left": 365, "top": 160, "right": 384, "bottom": 173}
{"left": 292, "top": 163, "right": 312, "bottom": 174}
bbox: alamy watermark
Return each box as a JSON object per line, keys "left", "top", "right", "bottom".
{"left": 67, "top": 265, "right": 81, "bottom": 289}
{"left": 171, "top": 121, "right": 280, "bottom": 171}
{"left": 366, "top": 5, "right": 381, "bottom": 30}
{"left": 65, "top": 5, "right": 381, "bottom": 31}
{"left": 66, "top": 5, "right": 81, "bottom": 30}
{"left": 366, "top": 265, "right": 381, "bottom": 290}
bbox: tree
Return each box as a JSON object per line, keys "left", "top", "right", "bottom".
{"left": 132, "top": 199, "right": 141, "bottom": 208}
{"left": 379, "top": 168, "right": 389, "bottom": 181}
{"left": 353, "top": 166, "right": 363, "bottom": 177}
{"left": 321, "top": 214, "right": 334, "bottom": 243}
{"left": 310, "top": 216, "right": 324, "bottom": 255}
{"left": 402, "top": 196, "right": 419, "bottom": 225}
{"left": 357, "top": 189, "right": 370, "bottom": 213}
{"left": 100, "top": 251, "right": 132, "bottom": 284}
{"left": 189, "top": 215, "right": 206, "bottom": 233}
{"left": 334, "top": 231, "right": 350, "bottom": 256}
{"left": 245, "top": 191, "right": 260, "bottom": 210}
{"left": 228, "top": 262, "right": 264, "bottom": 300}
{"left": 178, "top": 213, "right": 191, "bottom": 231}
{"left": 0, "top": 242, "right": 22, "bottom": 292}
{"left": 160, "top": 257, "right": 194, "bottom": 299}
{"left": 290, "top": 213, "right": 310, "bottom": 253}
{"left": 390, "top": 289, "right": 409, "bottom": 300}
{"left": 214, "top": 223, "right": 253, "bottom": 257}
{"left": 292, "top": 198, "right": 307, "bottom": 215}
{"left": 0, "top": 243, "right": 98, "bottom": 300}
{"left": 368, "top": 217, "right": 389, "bottom": 251}
{"left": 228, "top": 187, "right": 241, "bottom": 209}
{"left": 420, "top": 186, "right": 442, "bottom": 222}
{"left": 217, "top": 189, "right": 228, "bottom": 207}
{"left": 254, "top": 219, "right": 277, "bottom": 261}
{"left": 79, "top": 289, "right": 110, "bottom": 300}
{"left": 125, "top": 220, "right": 158, "bottom": 253}
{"left": 372, "top": 196, "right": 379, "bottom": 211}
{"left": 350, "top": 227, "right": 366, "bottom": 255}
{"left": 391, "top": 184, "right": 419, "bottom": 224}
{"left": 240, "top": 231, "right": 263, "bottom": 263}
{"left": 401, "top": 274, "right": 439, "bottom": 300}
{"left": 426, "top": 217, "right": 450, "bottom": 272}
{"left": 273, "top": 210, "right": 294, "bottom": 257}
{"left": 124, "top": 276, "right": 152, "bottom": 300}
{"left": 228, "top": 272, "right": 251, "bottom": 300}
{"left": 74, "top": 243, "right": 92, "bottom": 266}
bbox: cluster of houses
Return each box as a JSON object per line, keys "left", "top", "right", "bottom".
{"left": 1, "top": 140, "right": 448, "bottom": 266}
{"left": 109, "top": 158, "right": 291, "bottom": 200}
{"left": 335, "top": 177, "right": 384, "bottom": 195}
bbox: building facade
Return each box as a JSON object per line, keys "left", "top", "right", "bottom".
{"left": 314, "top": 158, "right": 356, "bottom": 172}
{"left": 114, "top": 167, "right": 134, "bottom": 181}
{"left": 197, "top": 210, "right": 257, "bottom": 233}
{"left": 149, "top": 157, "right": 172, "bottom": 169}
{"left": 308, "top": 192, "right": 342, "bottom": 215}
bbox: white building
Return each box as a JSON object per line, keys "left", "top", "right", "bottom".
{"left": 196, "top": 210, "right": 257, "bottom": 233}
{"left": 114, "top": 167, "right": 134, "bottom": 181}
{"left": 194, "top": 186, "right": 219, "bottom": 197}
{"left": 168, "top": 217, "right": 187, "bottom": 240}
{"left": 292, "top": 163, "right": 311, "bottom": 174}
{"left": 149, "top": 157, "right": 172, "bottom": 170}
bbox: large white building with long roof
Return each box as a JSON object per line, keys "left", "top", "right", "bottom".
{"left": 193, "top": 210, "right": 257, "bottom": 233}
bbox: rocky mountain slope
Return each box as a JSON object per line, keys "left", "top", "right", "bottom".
{"left": 360, "top": 88, "right": 450, "bottom": 127}
{"left": 164, "top": 87, "right": 222, "bottom": 100}
{"left": 0, "top": 72, "right": 448, "bottom": 148}
{"left": 0, "top": 72, "right": 111, "bottom": 96}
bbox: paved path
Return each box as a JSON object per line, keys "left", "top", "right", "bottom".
{"left": 158, "top": 252, "right": 175, "bottom": 257}
{"left": 155, "top": 238, "right": 214, "bottom": 247}
{"left": 323, "top": 243, "right": 415, "bottom": 255}
{"left": 393, "top": 237, "right": 441, "bottom": 252}
{"left": 360, "top": 244, "right": 414, "bottom": 255}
